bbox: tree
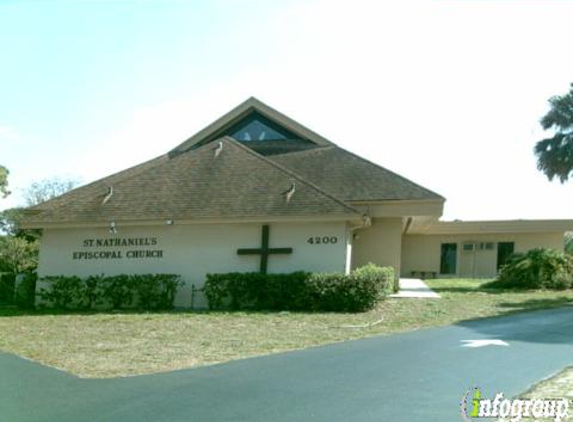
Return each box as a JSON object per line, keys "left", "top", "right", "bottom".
{"left": 23, "top": 177, "right": 80, "bottom": 206}
{"left": 0, "top": 177, "right": 78, "bottom": 238}
{"left": 0, "top": 165, "right": 9, "bottom": 198}
{"left": 0, "top": 207, "right": 25, "bottom": 237}
{"left": 0, "top": 177, "right": 78, "bottom": 274}
{"left": 535, "top": 83, "right": 573, "bottom": 182}
{"left": 0, "top": 207, "right": 39, "bottom": 241}
{"left": 0, "top": 237, "right": 38, "bottom": 274}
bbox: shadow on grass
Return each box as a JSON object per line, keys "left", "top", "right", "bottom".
{"left": 426, "top": 279, "right": 504, "bottom": 295}
{"left": 497, "top": 297, "right": 573, "bottom": 311}
{"left": 429, "top": 285, "right": 525, "bottom": 295}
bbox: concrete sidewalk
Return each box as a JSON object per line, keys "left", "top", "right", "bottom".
{"left": 389, "top": 278, "right": 440, "bottom": 298}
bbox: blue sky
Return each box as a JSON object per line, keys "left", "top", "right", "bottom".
{"left": 1, "top": 0, "right": 572, "bottom": 220}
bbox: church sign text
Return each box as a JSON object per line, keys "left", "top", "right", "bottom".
{"left": 72, "top": 237, "right": 164, "bottom": 260}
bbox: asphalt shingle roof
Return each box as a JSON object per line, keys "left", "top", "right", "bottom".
{"left": 23, "top": 138, "right": 360, "bottom": 226}
{"left": 270, "top": 146, "right": 444, "bottom": 202}
{"left": 22, "top": 98, "right": 444, "bottom": 227}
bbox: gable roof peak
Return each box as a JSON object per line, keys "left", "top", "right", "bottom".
{"left": 241, "top": 96, "right": 266, "bottom": 107}
{"left": 169, "top": 97, "right": 333, "bottom": 157}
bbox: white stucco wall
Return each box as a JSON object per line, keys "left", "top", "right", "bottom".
{"left": 401, "top": 232, "right": 566, "bottom": 278}
{"left": 351, "top": 217, "right": 403, "bottom": 277}
{"left": 38, "top": 221, "right": 349, "bottom": 307}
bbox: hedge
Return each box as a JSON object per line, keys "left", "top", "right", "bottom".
{"left": 203, "top": 263, "right": 394, "bottom": 312}
{"left": 37, "top": 274, "right": 182, "bottom": 310}
{"left": 492, "top": 248, "right": 573, "bottom": 290}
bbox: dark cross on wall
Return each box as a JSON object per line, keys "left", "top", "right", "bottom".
{"left": 237, "top": 225, "right": 293, "bottom": 273}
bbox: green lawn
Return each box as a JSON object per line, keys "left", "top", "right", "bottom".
{"left": 0, "top": 278, "right": 572, "bottom": 378}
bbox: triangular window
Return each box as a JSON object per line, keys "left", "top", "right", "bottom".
{"left": 225, "top": 112, "right": 299, "bottom": 142}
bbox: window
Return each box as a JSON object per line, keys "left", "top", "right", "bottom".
{"left": 497, "top": 242, "right": 515, "bottom": 270}
{"left": 462, "top": 243, "right": 476, "bottom": 253}
{"left": 479, "top": 242, "right": 495, "bottom": 251}
{"left": 225, "top": 113, "right": 298, "bottom": 142}
{"left": 440, "top": 243, "right": 457, "bottom": 275}
{"left": 230, "top": 119, "right": 287, "bottom": 141}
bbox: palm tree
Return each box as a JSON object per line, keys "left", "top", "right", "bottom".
{"left": 535, "top": 84, "right": 573, "bottom": 183}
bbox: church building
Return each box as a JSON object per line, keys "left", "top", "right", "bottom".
{"left": 22, "top": 98, "right": 573, "bottom": 306}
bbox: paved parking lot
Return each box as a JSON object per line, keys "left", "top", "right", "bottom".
{"left": 2, "top": 307, "right": 573, "bottom": 422}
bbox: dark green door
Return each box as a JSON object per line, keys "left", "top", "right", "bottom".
{"left": 497, "top": 242, "right": 515, "bottom": 270}
{"left": 440, "top": 243, "right": 457, "bottom": 275}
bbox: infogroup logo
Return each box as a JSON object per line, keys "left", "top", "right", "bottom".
{"left": 461, "top": 387, "right": 569, "bottom": 422}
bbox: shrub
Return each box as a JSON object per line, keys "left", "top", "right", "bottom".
{"left": 14, "top": 272, "right": 37, "bottom": 309}
{"left": 38, "top": 274, "right": 182, "bottom": 310}
{"left": 204, "top": 264, "right": 394, "bottom": 312}
{"left": 0, "top": 272, "right": 37, "bottom": 309}
{"left": 495, "top": 248, "right": 573, "bottom": 290}
{"left": 132, "top": 275, "right": 158, "bottom": 310}
{"left": 0, "top": 272, "right": 15, "bottom": 305}
{"left": 131, "top": 274, "right": 182, "bottom": 310}
{"left": 40, "top": 275, "right": 84, "bottom": 309}
{"left": 100, "top": 274, "right": 134, "bottom": 309}
{"left": 203, "top": 272, "right": 309, "bottom": 311}
{"left": 84, "top": 275, "right": 102, "bottom": 310}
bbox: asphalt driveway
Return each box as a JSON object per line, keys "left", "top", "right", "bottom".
{"left": 2, "top": 307, "right": 573, "bottom": 422}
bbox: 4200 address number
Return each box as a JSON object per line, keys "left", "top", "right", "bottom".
{"left": 307, "top": 236, "right": 339, "bottom": 245}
